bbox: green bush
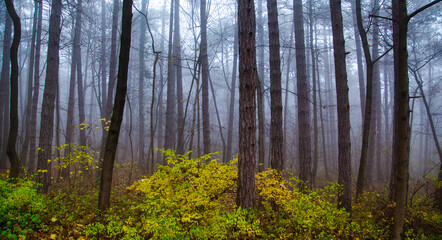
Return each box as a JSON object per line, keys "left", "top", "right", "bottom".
{"left": 0, "top": 179, "right": 50, "bottom": 239}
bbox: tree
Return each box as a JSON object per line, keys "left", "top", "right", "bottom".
{"left": 76, "top": 0, "right": 86, "bottom": 148}
{"left": 201, "top": 0, "right": 211, "bottom": 155}
{"left": 0, "top": 11, "right": 11, "bottom": 171}
{"left": 293, "top": 0, "right": 312, "bottom": 189}
{"left": 389, "top": 1, "right": 441, "bottom": 238}
{"left": 174, "top": 0, "right": 184, "bottom": 154}
{"left": 266, "top": 0, "right": 283, "bottom": 171}
{"left": 37, "top": 0, "right": 62, "bottom": 192}
{"left": 98, "top": 0, "right": 133, "bottom": 211}
{"left": 329, "top": 0, "right": 352, "bottom": 213}
{"left": 163, "top": 0, "right": 176, "bottom": 154}
{"left": 138, "top": 0, "right": 147, "bottom": 168}
{"left": 5, "top": 0, "right": 21, "bottom": 180}
{"left": 236, "top": 0, "right": 257, "bottom": 211}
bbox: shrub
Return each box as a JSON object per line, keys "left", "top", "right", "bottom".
{"left": 128, "top": 149, "right": 261, "bottom": 239}
{"left": 0, "top": 179, "right": 50, "bottom": 239}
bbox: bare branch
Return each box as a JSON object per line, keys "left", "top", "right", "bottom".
{"left": 407, "top": 0, "right": 442, "bottom": 23}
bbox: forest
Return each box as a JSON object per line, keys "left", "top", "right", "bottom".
{"left": 0, "top": 0, "right": 441, "bottom": 239}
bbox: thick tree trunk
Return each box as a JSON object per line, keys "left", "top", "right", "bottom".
{"left": 200, "top": 0, "right": 211, "bottom": 155}
{"left": 0, "top": 12, "right": 11, "bottom": 170}
{"left": 266, "top": 0, "right": 283, "bottom": 172}
{"left": 236, "top": 0, "right": 257, "bottom": 211}
{"left": 294, "top": 0, "right": 312, "bottom": 189}
{"left": 37, "top": 0, "right": 62, "bottom": 192}
{"left": 5, "top": 0, "right": 21, "bottom": 180}
{"left": 390, "top": 0, "right": 410, "bottom": 238}
{"left": 330, "top": 0, "right": 352, "bottom": 213}
{"left": 174, "top": 0, "right": 184, "bottom": 154}
{"left": 98, "top": 0, "right": 132, "bottom": 211}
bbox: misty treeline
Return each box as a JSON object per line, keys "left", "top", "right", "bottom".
{"left": 0, "top": 0, "right": 441, "bottom": 238}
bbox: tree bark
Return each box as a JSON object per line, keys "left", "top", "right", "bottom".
{"left": 98, "top": 0, "right": 132, "bottom": 211}
{"left": 236, "top": 0, "right": 257, "bottom": 211}
{"left": 100, "top": 0, "right": 107, "bottom": 112}
{"left": 294, "top": 0, "right": 312, "bottom": 189}
{"left": 256, "top": 0, "right": 265, "bottom": 171}
{"left": 5, "top": 0, "right": 21, "bottom": 180}
{"left": 37, "top": 0, "right": 62, "bottom": 192}
{"left": 138, "top": 0, "right": 146, "bottom": 168}
{"left": 266, "top": 0, "right": 283, "bottom": 172}
{"left": 76, "top": 0, "right": 86, "bottom": 147}
{"left": 175, "top": 0, "right": 185, "bottom": 154}
{"left": 330, "top": 0, "right": 352, "bottom": 212}
{"left": 309, "top": 0, "right": 318, "bottom": 184}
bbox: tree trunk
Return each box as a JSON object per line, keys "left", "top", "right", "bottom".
{"left": 236, "top": 0, "right": 257, "bottom": 211}
{"left": 294, "top": 0, "right": 312, "bottom": 189}
{"left": 98, "top": 0, "right": 132, "bottom": 211}
{"left": 37, "top": 0, "right": 62, "bottom": 192}
{"left": 256, "top": 0, "right": 265, "bottom": 171}
{"left": 200, "top": 0, "right": 211, "bottom": 154}
{"left": 0, "top": 12, "right": 11, "bottom": 170}
{"left": 76, "top": 0, "right": 86, "bottom": 147}
{"left": 29, "top": 0, "right": 42, "bottom": 173}
{"left": 390, "top": 0, "right": 410, "bottom": 238}
{"left": 163, "top": 0, "right": 176, "bottom": 154}
{"left": 330, "top": 0, "right": 352, "bottom": 212}
{"left": 283, "top": 22, "right": 294, "bottom": 170}
{"left": 225, "top": 16, "right": 238, "bottom": 163}
{"left": 5, "top": 0, "right": 21, "bottom": 180}
{"left": 350, "top": 0, "right": 366, "bottom": 119}
{"left": 20, "top": 0, "right": 38, "bottom": 167}
{"left": 100, "top": 0, "right": 107, "bottom": 112}
{"left": 138, "top": 0, "right": 146, "bottom": 168}
{"left": 266, "top": 0, "right": 283, "bottom": 172}
{"left": 309, "top": 0, "right": 318, "bottom": 184}
{"left": 175, "top": 0, "right": 185, "bottom": 154}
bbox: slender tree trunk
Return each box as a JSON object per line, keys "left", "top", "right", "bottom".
{"left": 236, "top": 0, "right": 257, "bottom": 211}
{"left": 200, "top": 0, "right": 211, "bottom": 154}
{"left": 37, "top": 0, "right": 62, "bottom": 192}
{"left": 283, "top": 22, "right": 294, "bottom": 170}
{"left": 138, "top": 0, "right": 146, "bottom": 168}
{"left": 20, "top": 0, "right": 38, "bottom": 167}
{"left": 5, "top": 0, "right": 21, "bottom": 180}
{"left": 175, "top": 0, "right": 185, "bottom": 154}
{"left": 225, "top": 16, "right": 238, "bottom": 163}
{"left": 309, "top": 0, "right": 318, "bottom": 184}
{"left": 350, "top": 0, "right": 366, "bottom": 119}
{"left": 256, "top": 0, "right": 265, "bottom": 171}
{"left": 163, "top": 0, "right": 176, "bottom": 154}
{"left": 98, "top": 0, "right": 132, "bottom": 211}
{"left": 0, "top": 12, "right": 11, "bottom": 170}
{"left": 29, "top": 0, "right": 42, "bottom": 173}
{"left": 100, "top": 0, "right": 107, "bottom": 112}
{"left": 266, "top": 0, "right": 283, "bottom": 172}
{"left": 330, "top": 0, "right": 352, "bottom": 213}
{"left": 318, "top": 59, "right": 329, "bottom": 180}
{"left": 76, "top": 0, "right": 86, "bottom": 147}
{"left": 294, "top": 0, "right": 312, "bottom": 189}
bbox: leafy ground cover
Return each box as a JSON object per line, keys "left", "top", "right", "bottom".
{"left": 1, "top": 150, "right": 440, "bottom": 239}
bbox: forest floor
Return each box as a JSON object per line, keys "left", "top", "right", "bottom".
{"left": 1, "top": 151, "right": 441, "bottom": 239}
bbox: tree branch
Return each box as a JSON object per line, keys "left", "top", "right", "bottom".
{"left": 407, "top": 0, "right": 442, "bottom": 23}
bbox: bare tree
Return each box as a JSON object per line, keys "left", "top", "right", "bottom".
{"left": 98, "top": 0, "right": 133, "bottom": 211}
{"left": 0, "top": 11, "right": 11, "bottom": 170}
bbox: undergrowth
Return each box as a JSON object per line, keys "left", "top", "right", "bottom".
{"left": 0, "top": 150, "right": 440, "bottom": 239}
